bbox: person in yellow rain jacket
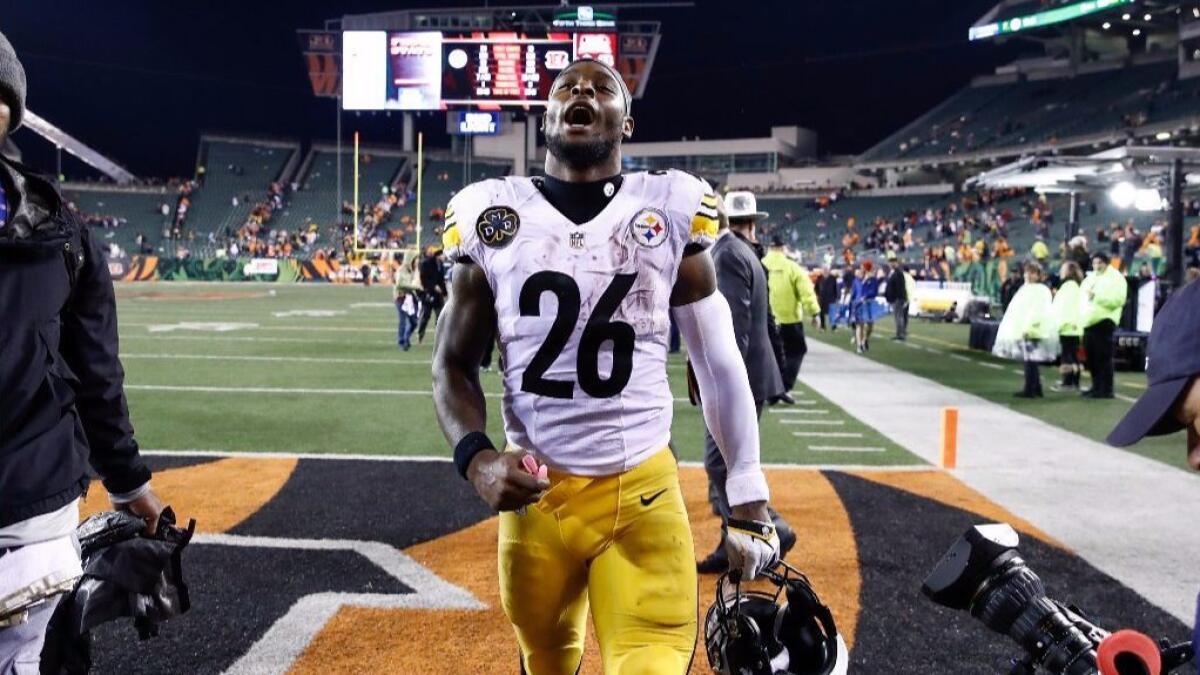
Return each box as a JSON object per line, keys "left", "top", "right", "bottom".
{"left": 762, "top": 237, "right": 821, "bottom": 398}
{"left": 993, "top": 261, "right": 1059, "bottom": 398}
{"left": 1050, "top": 261, "right": 1085, "bottom": 392}
{"left": 1079, "top": 253, "right": 1129, "bottom": 399}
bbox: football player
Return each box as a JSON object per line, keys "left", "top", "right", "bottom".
{"left": 432, "top": 59, "right": 780, "bottom": 675}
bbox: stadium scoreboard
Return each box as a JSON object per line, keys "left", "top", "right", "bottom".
{"left": 343, "top": 30, "right": 618, "bottom": 110}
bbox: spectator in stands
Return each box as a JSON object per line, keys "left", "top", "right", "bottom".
{"left": 1031, "top": 236, "right": 1050, "bottom": 266}
{"left": 1121, "top": 224, "right": 1142, "bottom": 271}
{"left": 416, "top": 246, "right": 447, "bottom": 345}
{"left": 1000, "top": 268, "right": 1024, "bottom": 311}
{"left": 816, "top": 266, "right": 838, "bottom": 331}
{"left": 884, "top": 255, "right": 909, "bottom": 341}
{"left": 1051, "top": 261, "right": 1085, "bottom": 392}
{"left": 1081, "top": 253, "right": 1129, "bottom": 399}
{"left": 762, "top": 237, "right": 820, "bottom": 398}
{"left": 1067, "top": 235, "right": 1091, "bottom": 271}
{"left": 993, "top": 261, "right": 1058, "bottom": 398}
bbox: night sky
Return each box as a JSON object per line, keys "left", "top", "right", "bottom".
{"left": 2, "top": 0, "right": 1027, "bottom": 179}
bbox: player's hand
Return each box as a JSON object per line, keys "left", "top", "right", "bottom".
{"left": 467, "top": 450, "right": 550, "bottom": 512}
{"left": 726, "top": 502, "right": 780, "bottom": 581}
{"left": 117, "top": 488, "right": 167, "bottom": 535}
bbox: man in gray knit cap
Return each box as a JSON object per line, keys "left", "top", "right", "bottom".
{"left": 0, "top": 30, "right": 165, "bottom": 672}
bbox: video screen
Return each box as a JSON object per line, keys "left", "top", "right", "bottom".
{"left": 342, "top": 30, "right": 617, "bottom": 110}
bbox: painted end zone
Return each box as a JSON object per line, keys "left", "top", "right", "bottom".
{"left": 78, "top": 454, "right": 1190, "bottom": 675}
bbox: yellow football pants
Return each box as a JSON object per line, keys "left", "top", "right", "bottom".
{"left": 497, "top": 447, "right": 698, "bottom": 675}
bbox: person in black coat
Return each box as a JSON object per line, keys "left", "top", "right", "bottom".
{"left": 416, "top": 248, "right": 448, "bottom": 344}
{"left": 883, "top": 259, "right": 909, "bottom": 340}
{"left": 0, "top": 31, "right": 164, "bottom": 671}
{"left": 816, "top": 266, "right": 839, "bottom": 331}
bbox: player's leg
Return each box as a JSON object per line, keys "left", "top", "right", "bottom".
{"left": 498, "top": 507, "right": 589, "bottom": 675}
{"left": 588, "top": 449, "right": 698, "bottom": 675}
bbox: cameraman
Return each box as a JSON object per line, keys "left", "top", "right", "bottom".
{"left": 0, "top": 32, "right": 164, "bottom": 672}
{"left": 1107, "top": 279, "right": 1200, "bottom": 650}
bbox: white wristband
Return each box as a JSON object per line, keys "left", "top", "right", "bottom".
{"left": 108, "top": 482, "right": 151, "bottom": 505}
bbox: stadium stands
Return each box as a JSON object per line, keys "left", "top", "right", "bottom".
{"left": 64, "top": 186, "right": 175, "bottom": 254}
{"left": 271, "top": 146, "right": 409, "bottom": 235}
{"left": 860, "top": 58, "right": 1200, "bottom": 165}
{"left": 187, "top": 137, "right": 299, "bottom": 237}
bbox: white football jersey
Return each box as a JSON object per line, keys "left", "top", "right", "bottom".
{"left": 443, "top": 171, "right": 718, "bottom": 476}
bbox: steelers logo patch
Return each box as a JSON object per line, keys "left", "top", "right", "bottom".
{"left": 475, "top": 206, "right": 520, "bottom": 249}
{"left": 629, "top": 208, "right": 669, "bottom": 248}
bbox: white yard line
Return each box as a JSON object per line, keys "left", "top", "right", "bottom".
{"left": 801, "top": 339, "right": 1200, "bottom": 623}
{"left": 769, "top": 409, "right": 830, "bottom": 415}
{"left": 125, "top": 384, "right": 498, "bottom": 397}
{"left": 806, "top": 445, "right": 886, "bottom": 453}
{"left": 119, "top": 335, "right": 385, "bottom": 345}
{"left": 122, "top": 322, "right": 396, "bottom": 333}
{"left": 122, "top": 353, "right": 432, "bottom": 365}
{"left": 791, "top": 431, "right": 864, "bottom": 438}
{"left": 139, "top": 449, "right": 929, "bottom": 472}
{"left": 778, "top": 419, "right": 846, "bottom": 426}
{"left": 126, "top": 384, "right": 696, "bottom": 404}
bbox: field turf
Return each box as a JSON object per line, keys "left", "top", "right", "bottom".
{"left": 114, "top": 283, "right": 919, "bottom": 467}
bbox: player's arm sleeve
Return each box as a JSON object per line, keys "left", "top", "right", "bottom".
{"left": 675, "top": 292, "right": 769, "bottom": 506}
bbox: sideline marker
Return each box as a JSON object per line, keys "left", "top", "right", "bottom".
{"left": 941, "top": 407, "right": 958, "bottom": 469}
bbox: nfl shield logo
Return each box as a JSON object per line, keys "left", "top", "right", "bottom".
{"left": 569, "top": 232, "right": 585, "bottom": 250}
{"left": 629, "top": 208, "right": 669, "bottom": 248}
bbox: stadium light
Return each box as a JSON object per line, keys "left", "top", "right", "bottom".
{"left": 1134, "top": 188, "right": 1164, "bottom": 211}
{"left": 1122, "top": 12, "right": 1131, "bottom": 19}
{"left": 1102, "top": 21, "right": 1112, "bottom": 28}
{"left": 1109, "top": 181, "right": 1137, "bottom": 208}
{"left": 1194, "top": 7, "right": 1199, "bottom": 18}
{"left": 1156, "top": 131, "right": 1173, "bottom": 141}
{"left": 1132, "top": 28, "right": 1142, "bottom": 35}
{"left": 1144, "top": 13, "right": 1152, "bottom": 20}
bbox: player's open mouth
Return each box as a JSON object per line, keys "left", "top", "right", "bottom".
{"left": 564, "top": 103, "right": 596, "bottom": 127}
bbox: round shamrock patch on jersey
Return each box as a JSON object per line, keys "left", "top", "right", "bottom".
{"left": 629, "top": 208, "right": 669, "bottom": 248}
{"left": 476, "top": 206, "right": 521, "bottom": 249}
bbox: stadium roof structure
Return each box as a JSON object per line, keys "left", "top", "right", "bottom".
{"left": 967, "top": 145, "right": 1200, "bottom": 193}
{"left": 969, "top": 0, "right": 1179, "bottom": 42}
{"left": 971, "top": 144, "right": 1198, "bottom": 289}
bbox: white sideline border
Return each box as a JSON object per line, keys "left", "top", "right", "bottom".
{"left": 142, "top": 449, "right": 932, "bottom": 473}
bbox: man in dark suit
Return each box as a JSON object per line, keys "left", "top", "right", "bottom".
{"left": 817, "top": 266, "right": 839, "bottom": 331}
{"left": 697, "top": 191, "right": 796, "bottom": 573}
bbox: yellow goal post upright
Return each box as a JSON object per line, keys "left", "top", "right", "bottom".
{"left": 350, "top": 130, "right": 424, "bottom": 286}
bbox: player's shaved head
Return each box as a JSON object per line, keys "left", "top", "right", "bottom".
{"left": 542, "top": 59, "right": 633, "bottom": 182}
{"left": 0, "top": 101, "right": 9, "bottom": 145}
{"left": 551, "top": 59, "right": 631, "bottom": 114}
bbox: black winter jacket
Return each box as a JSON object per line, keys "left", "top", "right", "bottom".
{"left": 0, "top": 156, "right": 150, "bottom": 527}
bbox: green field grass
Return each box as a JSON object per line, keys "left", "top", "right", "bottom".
{"left": 114, "top": 283, "right": 921, "bottom": 466}
{"left": 808, "top": 316, "right": 1191, "bottom": 471}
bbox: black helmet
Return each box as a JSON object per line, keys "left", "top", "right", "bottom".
{"left": 704, "top": 561, "right": 849, "bottom": 675}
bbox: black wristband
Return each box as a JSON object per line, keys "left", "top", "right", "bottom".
{"left": 454, "top": 431, "right": 496, "bottom": 480}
